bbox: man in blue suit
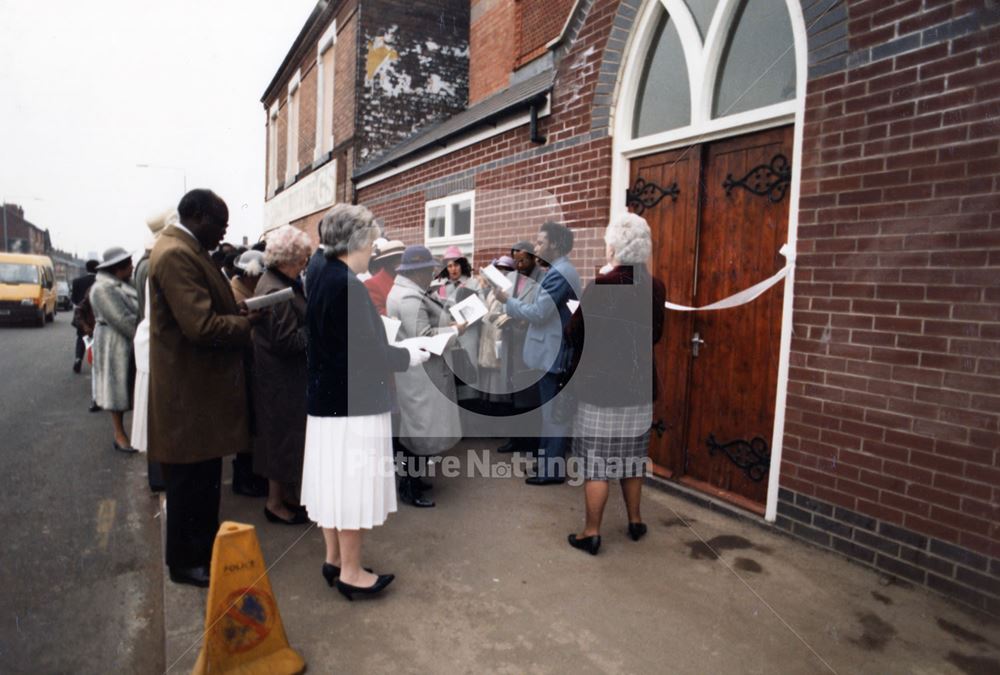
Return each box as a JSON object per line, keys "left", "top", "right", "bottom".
{"left": 494, "top": 221, "right": 581, "bottom": 484}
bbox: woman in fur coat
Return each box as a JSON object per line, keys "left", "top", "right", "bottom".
{"left": 90, "top": 246, "right": 139, "bottom": 453}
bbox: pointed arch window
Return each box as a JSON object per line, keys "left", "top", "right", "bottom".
{"left": 633, "top": 10, "right": 690, "bottom": 138}
{"left": 713, "top": 0, "right": 797, "bottom": 117}
{"left": 627, "top": 0, "right": 799, "bottom": 143}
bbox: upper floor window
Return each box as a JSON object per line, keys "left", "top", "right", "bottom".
{"left": 425, "top": 191, "right": 474, "bottom": 253}
{"left": 315, "top": 22, "right": 336, "bottom": 162}
{"left": 285, "top": 70, "right": 301, "bottom": 183}
{"left": 267, "top": 102, "right": 279, "bottom": 197}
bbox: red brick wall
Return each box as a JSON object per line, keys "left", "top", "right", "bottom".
{"left": 470, "top": 0, "right": 517, "bottom": 103}
{"left": 785, "top": 2, "right": 1000, "bottom": 563}
{"left": 515, "top": 0, "right": 576, "bottom": 67}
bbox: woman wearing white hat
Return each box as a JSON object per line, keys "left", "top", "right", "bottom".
{"left": 132, "top": 209, "right": 176, "bottom": 488}
{"left": 90, "top": 246, "right": 139, "bottom": 453}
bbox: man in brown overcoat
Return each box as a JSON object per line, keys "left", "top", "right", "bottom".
{"left": 148, "top": 189, "right": 262, "bottom": 587}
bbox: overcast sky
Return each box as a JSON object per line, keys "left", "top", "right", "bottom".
{"left": 0, "top": 0, "right": 317, "bottom": 259}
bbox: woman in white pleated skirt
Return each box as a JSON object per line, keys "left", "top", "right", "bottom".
{"left": 301, "top": 204, "right": 429, "bottom": 601}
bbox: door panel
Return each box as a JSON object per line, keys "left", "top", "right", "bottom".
{"left": 630, "top": 125, "right": 792, "bottom": 507}
{"left": 627, "top": 148, "right": 700, "bottom": 476}
{"left": 684, "top": 126, "right": 792, "bottom": 504}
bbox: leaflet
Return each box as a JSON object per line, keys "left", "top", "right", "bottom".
{"left": 448, "top": 293, "right": 488, "bottom": 325}
{"left": 381, "top": 315, "right": 402, "bottom": 343}
{"left": 244, "top": 286, "right": 294, "bottom": 311}
{"left": 480, "top": 264, "right": 513, "bottom": 292}
{"left": 396, "top": 332, "right": 455, "bottom": 356}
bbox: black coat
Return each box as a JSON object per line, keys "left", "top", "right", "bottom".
{"left": 306, "top": 256, "right": 410, "bottom": 417}
{"left": 71, "top": 272, "right": 96, "bottom": 305}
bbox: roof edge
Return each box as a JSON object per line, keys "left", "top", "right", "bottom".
{"left": 260, "top": 1, "right": 335, "bottom": 105}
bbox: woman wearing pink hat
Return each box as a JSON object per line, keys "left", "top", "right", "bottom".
{"left": 434, "top": 245, "right": 484, "bottom": 408}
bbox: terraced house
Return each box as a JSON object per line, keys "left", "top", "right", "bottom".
{"left": 264, "top": 0, "right": 1000, "bottom": 614}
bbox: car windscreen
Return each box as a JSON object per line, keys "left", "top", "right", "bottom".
{"left": 0, "top": 263, "right": 40, "bottom": 285}
{"left": 57, "top": 281, "right": 70, "bottom": 293}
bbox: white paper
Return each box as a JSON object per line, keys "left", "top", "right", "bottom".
{"left": 381, "top": 315, "right": 401, "bottom": 343}
{"left": 396, "top": 332, "right": 455, "bottom": 356}
{"left": 480, "top": 264, "right": 513, "bottom": 292}
{"left": 566, "top": 299, "right": 580, "bottom": 314}
{"left": 244, "top": 286, "right": 294, "bottom": 311}
{"left": 449, "top": 293, "right": 489, "bottom": 326}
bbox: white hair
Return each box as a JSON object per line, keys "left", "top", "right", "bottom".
{"left": 604, "top": 213, "right": 652, "bottom": 264}
{"left": 264, "top": 225, "right": 312, "bottom": 269}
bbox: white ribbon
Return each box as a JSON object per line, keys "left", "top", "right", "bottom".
{"left": 664, "top": 243, "right": 795, "bottom": 312}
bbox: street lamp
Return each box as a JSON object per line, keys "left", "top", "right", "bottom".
{"left": 136, "top": 163, "right": 187, "bottom": 194}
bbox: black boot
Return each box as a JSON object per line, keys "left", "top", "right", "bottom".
{"left": 398, "top": 477, "right": 435, "bottom": 508}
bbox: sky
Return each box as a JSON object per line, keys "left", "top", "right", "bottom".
{"left": 0, "top": 0, "right": 317, "bottom": 259}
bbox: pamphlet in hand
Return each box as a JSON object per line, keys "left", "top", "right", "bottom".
{"left": 480, "top": 264, "right": 513, "bottom": 293}
{"left": 381, "top": 315, "right": 402, "bottom": 343}
{"left": 449, "top": 293, "right": 489, "bottom": 326}
{"left": 396, "top": 332, "right": 456, "bottom": 356}
{"left": 244, "top": 286, "right": 294, "bottom": 311}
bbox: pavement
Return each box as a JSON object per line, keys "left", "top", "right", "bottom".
{"left": 4, "top": 315, "right": 1000, "bottom": 674}
{"left": 163, "top": 440, "right": 1000, "bottom": 675}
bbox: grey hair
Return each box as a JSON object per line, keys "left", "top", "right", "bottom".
{"left": 319, "top": 203, "right": 381, "bottom": 257}
{"left": 604, "top": 213, "right": 652, "bottom": 264}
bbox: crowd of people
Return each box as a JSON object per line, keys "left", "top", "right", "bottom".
{"left": 71, "top": 188, "right": 665, "bottom": 598}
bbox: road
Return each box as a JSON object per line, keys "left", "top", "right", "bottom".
{"left": 0, "top": 314, "right": 164, "bottom": 673}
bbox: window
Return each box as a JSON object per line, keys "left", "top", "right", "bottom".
{"left": 315, "top": 22, "right": 336, "bottom": 162}
{"left": 424, "top": 191, "right": 474, "bottom": 252}
{"left": 267, "top": 102, "right": 279, "bottom": 196}
{"left": 285, "top": 70, "right": 301, "bottom": 183}
{"left": 627, "top": 0, "right": 798, "bottom": 142}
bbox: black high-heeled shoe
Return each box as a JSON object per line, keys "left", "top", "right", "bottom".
{"left": 336, "top": 574, "right": 395, "bottom": 601}
{"left": 321, "top": 563, "right": 375, "bottom": 587}
{"left": 628, "top": 522, "right": 648, "bottom": 541}
{"left": 567, "top": 533, "right": 601, "bottom": 555}
{"left": 264, "top": 506, "right": 309, "bottom": 525}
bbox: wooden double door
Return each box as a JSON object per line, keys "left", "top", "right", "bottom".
{"left": 629, "top": 126, "right": 793, "bottom": 509}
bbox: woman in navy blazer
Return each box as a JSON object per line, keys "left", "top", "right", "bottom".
{"left": 300, "top": 203, "right": 429, "bottom": 601}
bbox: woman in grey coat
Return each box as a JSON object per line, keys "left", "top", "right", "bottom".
{"left": 89, "top": 247, "right": 139, "bottom": 453}
{"left": 252, "top": 225, "right": 314, "bottom": 525}
{"left": 387, "top": 246, "right": 464, "bottom": 506}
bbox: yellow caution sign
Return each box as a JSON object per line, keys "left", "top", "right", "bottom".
{"left": 193, "top": 522, "right": 305, "bottom": 675}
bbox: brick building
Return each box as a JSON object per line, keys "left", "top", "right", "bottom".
{"left": 266, "top": 0, "right": 1000, "bottom": 613}
{"left": 260, "top": 0, "right": 470, "bottom": 237}
{"left": 1, "top": 203, "right": 51, "bottom": 255}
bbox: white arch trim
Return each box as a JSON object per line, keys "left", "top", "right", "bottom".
{"left": 609, "top": 0, "right": 810, "bottom": 522}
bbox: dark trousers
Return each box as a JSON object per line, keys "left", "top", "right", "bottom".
{"left": 75, "top": 333, "right": 85, "bottom": 361}
{"left": 164, "top": 458, "right": 222, "bottom": 569}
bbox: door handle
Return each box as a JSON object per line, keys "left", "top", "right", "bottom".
{"left": 652, "top": 420, "right": 667, "bottom": 437}
{"left": 691, "top": 332, "right": 706, "bottom": 357}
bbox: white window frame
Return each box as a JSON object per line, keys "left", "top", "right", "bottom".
{"left": 285, "top": 69, "right": 302, "bottom": 184}
{"left": 267, "top": 101, "right": 280, "bottom": 198}
{"left": 424, "top": 190, "right": 475, "bottom": 253}
{"left": 314, "top": 21, "right": 337, "bottom": 162}
{"left": 611, "top": 0, "right": 808, "bottom": 523}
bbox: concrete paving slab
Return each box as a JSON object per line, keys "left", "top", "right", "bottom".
{"left": 162, "top": 440, "right": 1000, "bottom": 674}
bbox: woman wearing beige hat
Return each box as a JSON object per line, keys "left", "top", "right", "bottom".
{"left": 132, "top": 209, "right": 175, "bottom": 488}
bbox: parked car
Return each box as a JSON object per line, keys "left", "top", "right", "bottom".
{"left": 56, "top": 280, "right": 72, "bottom": 311}
{"left": 0, "top": 253, "right": 57, "bottom": 326}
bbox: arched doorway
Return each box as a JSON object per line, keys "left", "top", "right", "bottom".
{"left": 611, "top": 0, "right": 808, "bottom": 516}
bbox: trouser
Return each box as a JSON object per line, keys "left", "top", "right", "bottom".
{"left": 75, "top": 332, "right": 85, "bottom": 361}
{"left": 164, "top": 458, "right": 222, "bottom": 569}
{"left": 536, "top": 371, "right": 569, "bottom": 479}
